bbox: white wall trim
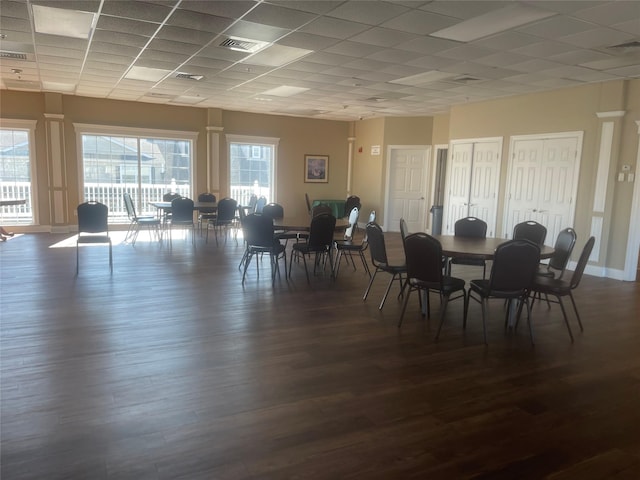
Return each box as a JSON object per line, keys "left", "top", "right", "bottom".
{"left": 73, "top": 122, "right": 199, "bottom": 140}
{"left": 593, "top": 121, "right": 614, "bottom": 212}
{"left": 596, "top": 110, "right": 625, "bottom": 119}
{"left": 225, "top": 134, "right": 280, "bottom": 201}
{"left": 623, "top": 120, "right": 640, "bottom": 281}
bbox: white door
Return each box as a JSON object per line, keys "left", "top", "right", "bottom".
{"left": 505, "top": 133, "right": 582, "bottom": 245}
{"left": 386, "top": 147, "right": 429, "bottom": 233}
{"left": 443, "top": 138, "right": 502, "bottom": 236}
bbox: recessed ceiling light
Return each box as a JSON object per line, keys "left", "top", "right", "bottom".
{"left": 32, "top": 5, "right": 96, "bottom": 39}
{"left": 124, "top": 66, "right": 172, "bottom": 82}
{"left": 260, "top": 86, "right": 310, "bottom": 97}
{"left": 430, "top": 4, "right": 556, "bottom": 42}
{"left": 171, "top": 95, "right": 205, "bottom": 105}
{"left": 245, "top": 44, "right": 313, "bottom": 68}
{"left": 42, "top": 81, "right": 76, "bottom": 92}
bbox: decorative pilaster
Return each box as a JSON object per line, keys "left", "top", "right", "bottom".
{"left": 347, "top": 136, "right": 355, "bottom": 195}
{"left": 591, "top": 110, "right": 625, "bottom": 263}
{"left": 207, "top": 126, "right": 223, "bottom": 195}
{"left": 623, "top": 121, "right": 640, "bottom": 280}
{"left": 43, "top": 113, "right": 68, "bottom": 230}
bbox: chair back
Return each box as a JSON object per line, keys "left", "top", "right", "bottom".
{"left": 344, "top": 195, "right": 361, "bottom": 217}
{"left": 454, "top": 217, "right": 487, "bottom": 238}
{"left": 368, "top": 210, "right": 376, "bottom": 223}
{"left": 312, "top": 203, "right": 332, "bottom": 217}
{"left": 488, "top": 239, "right": 540, "bottom": 294}
{"left": 247, "top": 194, "right": 258, "bottom": 212}
{"left": 123, "top": 192, "right": 137, "bottom": 221}
{"left": 217, "top": 198, "right": 238, "bottom": 222}
{"left": 404, "top": 233, "right": 443, "bottom": 284}
{"left": 366, "top": 222, "right": 389, "bottom": 266}
{"left": 198, "top": 193, "right": 216, "bottom": 213}
{"left": 513, "top": 220, "right": 547, "bottom": 246}
{"left": 344, "top": 206, "right": 360, "bottom": 239}
{"left": 243, "top": 213, "right": 275, "bottom": 248}
{"left": 262, "top": 202, "right": 284, "bottom": 219}
{"left": 548, "top": 227, "right": 577, "bottom": 272}
{"left": 170, "top": 197, "right": 194, "bottom": 222}
{"left": 400, "top": 218, "right": 409, "bottom": 244}
{"left": 77, "top": 201, "right": 109, "bottom": 234}
{"left": 307, "top": 213, "right": 336, "bottom": 249}
{"left": 238, "top": 204, "right": 247, "bottom": 224}
{"left": 569, "top": 236, "right": 595, "bottom": 290}
{"left": 305, "top": 193, "right": 312, "bottom": 213}
{"left": 254, "top": 196, "right": 267, "bottom": 213}
{"left": 163, "top": 192, "right": 181, "bottom": 202}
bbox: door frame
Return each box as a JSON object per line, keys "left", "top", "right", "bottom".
{"left": 384, "top": 145, "right": 431, "bottom": 232}
{"left": 503, "top": 131, "right": 583, "bottom": 240}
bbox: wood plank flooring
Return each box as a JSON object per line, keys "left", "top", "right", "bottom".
{"left": 1, "top": 231, "right": 639, "bottom": 479}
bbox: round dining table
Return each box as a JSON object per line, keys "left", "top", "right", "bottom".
{"left": 432, "top": 234, "right": 555, "bottom": 259}
{"left": 273, "top": 215, "right": 349, "bottom": 232}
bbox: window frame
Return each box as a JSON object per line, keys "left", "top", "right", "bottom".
{"left": 0, "top": 118, "right": 39, "bottom": 226}
{"left": 226, "top": 134, "right": 279, "bottom": 203}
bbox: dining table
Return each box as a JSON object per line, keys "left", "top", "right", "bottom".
{"left": 149, "top": 201, "right": 218, "bottom": 211}
{"left": 1, "top": 199, "right": 26, "bottom": 241}
{"left": 273, "top": 215, "right": 349, "bottom": 232}
{"left": 432, "top": 234, "right": 555, "bottom": 260}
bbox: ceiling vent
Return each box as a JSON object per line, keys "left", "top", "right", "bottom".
{"left": 174, "top": 72, "right": 204, "bottom": 81}
{"left": 0, "top": 51, "right": 32, "bottom": 61}
{"left": 219, "top": 37, "right": 268, "bottom": 53}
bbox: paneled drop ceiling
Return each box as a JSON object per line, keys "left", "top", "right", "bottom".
{"left": 0, "top": 0, "right": 639, "bottom": 120}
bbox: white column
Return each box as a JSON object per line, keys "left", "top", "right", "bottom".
{"left": 207, "top": 126, "right": 223, "bottom": 195}
{"left": 347, "top": 136, "right": 355, "bottom": 195}
{"left": 623, "top": 121, "right": 640, "bottom": 280}
{"left": 44, "top": 113, "right": 68, "bottom": 230}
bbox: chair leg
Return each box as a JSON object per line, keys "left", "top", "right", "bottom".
{"left": 481, "top": 299, "right": 488, "bottom": 344}
{"left": 523, "top": 298, "right": 534, "bottom": 345}
{"left": 557, "top": 296, "right": 575, "bottom": 342}
{"left": 109, "top": 242, "right": 113, "bottom": 273}
{"left": 568, "top": 292, "right": 584, "bottom": 332}
{"left": 398, "top": 287, "right": 412, "bottom": 328}
{"left": 363, "top": 269, "right": 378, "bottom": 301}
{"left": 359, "top": 252, "right": 371, "bottom": 277}
{"left": 379, "top": 274, "right": 396, "bottom": 310}
{"left": 301, "top": 252, "right": 310, "bottom": 284}
{"left": 434, "top": 293, "right": 449, "bottom": 342}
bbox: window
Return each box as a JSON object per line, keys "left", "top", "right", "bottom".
{"left": 0, "top": 120, "right": 38, "bottom": 225}
{"left": 227, "top": 135, "right": 279, "bottom": 207}
{"left": 75, "top": 124, "right": 197, "bottom": 223}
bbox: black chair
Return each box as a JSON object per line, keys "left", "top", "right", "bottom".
{"left": 333, "top": 206, "right": 360, "bottom": 275}
{"left": 207, "top": 197, "right": 237, "bottom": 246}
{"left": 449, "top": 216, "right": 488, "bottom": 278}
{"left": 247, "top": 194, "right": 258, "bottom": 213}
{"left": 262, "top": 202, "right": 303, "bottom": 244}
{"left": 123, "top": 192, "right": 161, "bottom": 245}
{"left": 363, "top": 222, "right": 407, "bottom": 310}
{"left": 399, "top": 233, "right": 467, "bottom": 335}
{"left": 241, "top": 213, "right": 287, "bottom": 286}
{"left": 305, "top": 193, "right": 312, "bottom": 214}
{"left": 197, "top": 193, "right": 217, "bottom": 235}
{"left": 76, "top": 201, "right": 112, "bottom": 275}
{"left": 169, "top": 197, "right": 195, "bottom": 247}
{"left": 289, "top": 213, "right": 336, "bottom": 283}
{"left": 399, "top": 217, "right": 409, "bottom": 245}
{"left": 254, "top": 196, "right": 267, "bottom": 214}
{"left": 513, "top": 220, "right": 547, "bottom": 246}
{"left": 530, "top": 237, "right": 595, "bottom": 342}
{"left": 161, "top": 192, "right": 181, "bottom": 229}
{"left": 466, "top": 239, "right": 540, "bottom": 344}
{"left": 538, "top": 227, "right": 577, "bottom": 279}
{"left": 333, "top": 209, "right": 373, "bottom": 279}
{"left": 311, "top": 203, "right": 332, "bottom": 217}
{"left": 343, "top": 195, "right": 361, "bottom": 218}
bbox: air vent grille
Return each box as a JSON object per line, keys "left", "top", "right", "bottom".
{"left": 219, "top": 37, "right": 268, "bottom": 53}
{"left": 174, "top": 73, "right": 204, "bottom": 81}
{"left": 0, "top": 51, "right": 28, "bottom": 60}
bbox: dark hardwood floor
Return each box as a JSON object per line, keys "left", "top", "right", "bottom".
{"left": 1, "top": 231, "right": 639, "bottom": 479}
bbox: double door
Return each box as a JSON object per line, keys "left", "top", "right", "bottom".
{"left": 504, "top": 133, "right": 582, "bottom": 246}
{"left": 444, "top": 138, "right": 502, "bottom": 237}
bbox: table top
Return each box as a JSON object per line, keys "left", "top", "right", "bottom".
{"left": 150, "top": 201, "right": 217, "bottom": 210}
{"left": 274, "top": 215, "right": 349, "bottom": 232}
{"left": 432, "top": 234, "right": 554, "bottom": 260}
{"left": 0, "top": 199, "right": 27, "bottom": 207}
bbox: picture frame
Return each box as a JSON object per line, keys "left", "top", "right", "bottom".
{"left": 304, "top": 155, "right": 329, "bottom": 183}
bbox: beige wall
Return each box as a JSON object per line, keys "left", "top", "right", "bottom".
{"left": 1, "top": 79, "right": 638, "bottom": 275}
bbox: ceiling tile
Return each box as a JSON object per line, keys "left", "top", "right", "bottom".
{"left": 96, "top": 16, "right": 159, "bottom": 37}
{"left": 516, "top": 15, "right": 596, "bottom": 39}
{"left": 100, "top": 1, "right": 173, "bottom": 23}
{"left": 299, "top": 16, "right": 370, "bottom": 39}
{"left": 349, "top": 27, "right": 417, "bottom": 48}
{"left": 381, "top": 10, "right": 458, "bottom": 35}
{"left": 242, "top": 3, "right": 318, "bottom": 29}
{"left": 326, "top": 1, "right": 410, "bottom": 26}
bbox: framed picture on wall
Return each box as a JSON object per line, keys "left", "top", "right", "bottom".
{"left": 304, "top": 155, "right": 329, "bottom": 183}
